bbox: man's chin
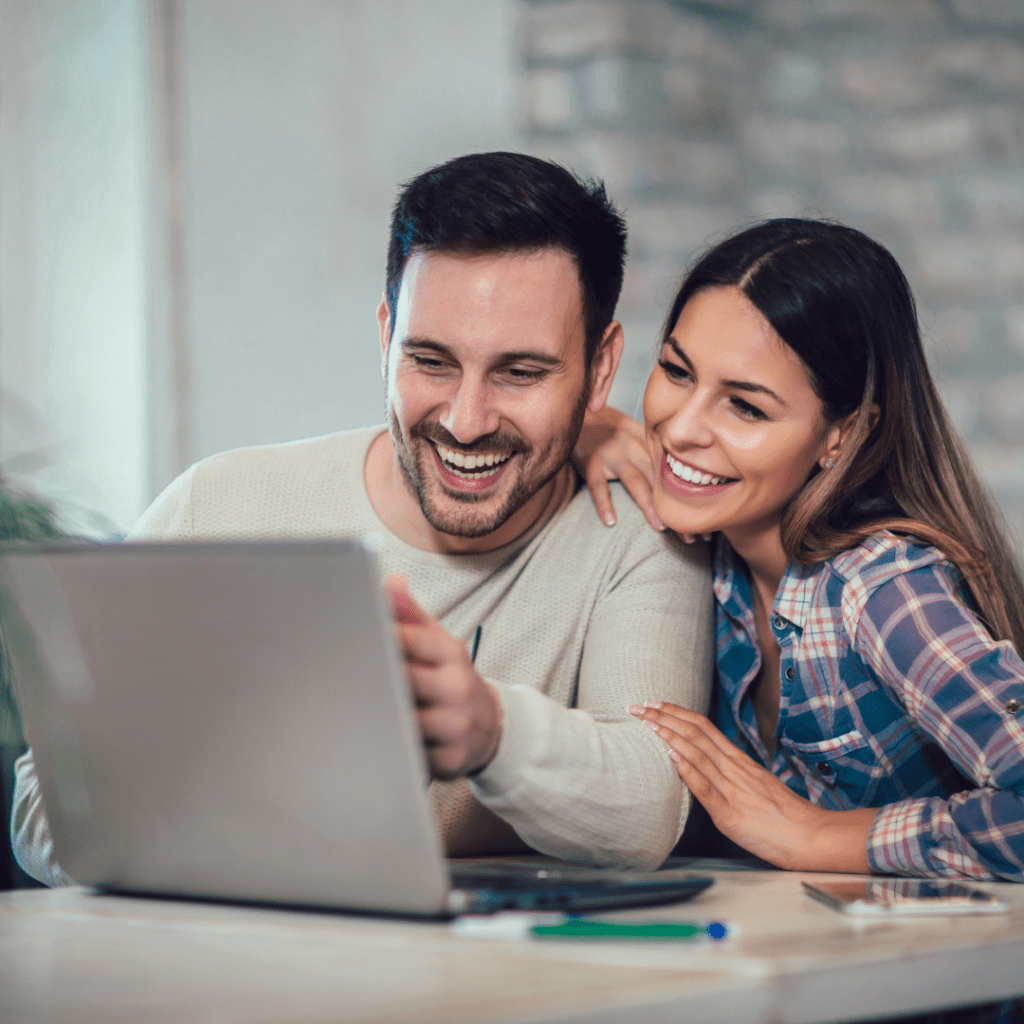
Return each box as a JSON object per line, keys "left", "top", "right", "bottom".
{"left": 419, "top": 493, "right": 520, "bottom": 539}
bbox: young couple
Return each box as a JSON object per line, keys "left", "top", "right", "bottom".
{"left": 577, "top": 217, "right": 1024, "bottom": 883}
{"left": 12, "top": 151, "right": 1022, "bottom": 890}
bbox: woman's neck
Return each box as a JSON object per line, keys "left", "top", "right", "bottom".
{"left": 724, "top": 523, "right": 790, "bottom": 616}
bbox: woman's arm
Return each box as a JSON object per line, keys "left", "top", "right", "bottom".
{"left": 848, "top": 564, "right": 1024, "bottom": 881}
{"left": 628, "top": 702, "right": 877, "bottom": 872}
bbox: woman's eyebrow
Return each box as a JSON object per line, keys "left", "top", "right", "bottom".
{"left": 666, "top": 337, "right": 788, "bottom": 407}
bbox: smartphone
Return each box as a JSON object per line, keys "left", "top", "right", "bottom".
{"left": 802, "top": 878, "right": 1009, "bottom": 916}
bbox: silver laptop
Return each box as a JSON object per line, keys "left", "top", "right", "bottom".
{"left": 1, "top": 540, "right": 712, "bottom": 916}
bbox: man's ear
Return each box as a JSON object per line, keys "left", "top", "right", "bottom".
{"left": 377, "top": 294, "right": 391, "bottom": 379}
{"left": 586, "top": 321, "right": 624, "bottom": 414}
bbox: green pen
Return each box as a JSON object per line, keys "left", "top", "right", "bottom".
{"left": 530, "top": 919, "right": 730, "bottom": 941}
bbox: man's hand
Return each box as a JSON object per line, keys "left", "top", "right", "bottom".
{"left": 385, "top": 575, "right": 502, "bottom": 780}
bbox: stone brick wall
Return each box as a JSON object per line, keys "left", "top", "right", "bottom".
{"left": 518, "top": 0, "right": 1024, "bottom": 560}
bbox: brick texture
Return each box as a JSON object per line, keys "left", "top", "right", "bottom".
{"left": 518, "top": 0, "right": 1024, "bottom": 562}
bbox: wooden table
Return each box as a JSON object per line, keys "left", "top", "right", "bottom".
{"left": 2, "top": 867, "right": 1022, "bottom": 1024}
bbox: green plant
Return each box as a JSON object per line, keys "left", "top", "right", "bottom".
{"left": 0, "top": 483, "right": 64, "bottom": 744}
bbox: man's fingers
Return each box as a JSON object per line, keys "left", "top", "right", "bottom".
{"left": 385, "top": 573, "right": 432, "bottom": 626}
{"left": 396, "top": 622, "right": 468, "bottom": 671}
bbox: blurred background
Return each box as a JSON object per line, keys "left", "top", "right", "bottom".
{"left": 1, "top": 0, "right": 1022, "bottom": 558}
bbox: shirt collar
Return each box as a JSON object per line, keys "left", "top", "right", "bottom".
{"left": 773, "top": 558, "right": 821, "bottom": 630}
{"left": 712, "top": 535, "right": 822, "bottom": 631}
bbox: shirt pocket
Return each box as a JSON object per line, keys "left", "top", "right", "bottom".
{"left": 779, "top": 729, "right": 880, "bottom": 807}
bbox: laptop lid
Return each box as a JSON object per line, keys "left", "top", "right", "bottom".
{"left": 2, "top": 540, "right": 453, "bottom": 914}
{"left": 2, "top": 540, "right": 713, "bottom": 916}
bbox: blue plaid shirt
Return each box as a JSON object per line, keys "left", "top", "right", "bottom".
{"left": 711, "top": 531, "right": 1024, "bottom": 881}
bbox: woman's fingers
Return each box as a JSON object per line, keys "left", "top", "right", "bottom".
{"left": 632, "top": 703, "right": 739, "bottom": 759}
{"left": 613, "top": 462, "right": 663, "bottom": 531}
{"left": 584, "top": 467, "right": 618, "bottom": 528}
{"left": 646, "top": 719, "right": 735, "bottom": 797}
{"left": 575, "top": 406, "right": 662, "bottom": 531}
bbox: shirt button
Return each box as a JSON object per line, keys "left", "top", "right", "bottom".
{"left": 1006, "top": 698, "right": 1022, "bottom": 714}
{"left": 816, "top": 762, "right": 835, "bottom": 780}
{"left": 773, "top": 615, "right": 787, "bottom": 630}
{"left": 785, "top": 666, "right": 794, "bottom": 681}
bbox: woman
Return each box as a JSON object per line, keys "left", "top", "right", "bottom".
{"left": 581, "top": 218, "right": 1024, "bottom": 881}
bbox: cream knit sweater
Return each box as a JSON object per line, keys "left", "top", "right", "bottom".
{"left": 12, "top": 427, "right": 713, "bottom": 880}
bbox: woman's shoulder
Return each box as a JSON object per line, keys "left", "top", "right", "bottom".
{"left": 828, "top": 531, "right": 950, "bottom": 586}
{"left": 824, "top": 532, "right": 962, "bottom": 632}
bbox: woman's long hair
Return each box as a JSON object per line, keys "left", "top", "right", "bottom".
{"left": 662, "top": 218, "right": 1024, "bottom": 652}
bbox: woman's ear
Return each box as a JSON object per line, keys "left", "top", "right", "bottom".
{"left": 820, "top": 403, "right": 879, "bottom": 470}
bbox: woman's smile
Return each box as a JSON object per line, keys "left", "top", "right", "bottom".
{"left": 663, "top": 452, "right": 736, "bottom": 488}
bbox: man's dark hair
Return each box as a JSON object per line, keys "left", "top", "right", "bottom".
{"left": 385, "top": 152, "right": 627, "bottom": 365}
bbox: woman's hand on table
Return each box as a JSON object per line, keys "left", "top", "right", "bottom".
{"left": 628, "top": 702, "right": 875, "bottom": 873}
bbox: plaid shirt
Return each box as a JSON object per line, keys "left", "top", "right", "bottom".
{"left": 711, "top": 532, "right": 1024, "bottom": 881}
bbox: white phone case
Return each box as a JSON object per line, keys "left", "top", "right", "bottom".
{"left": 802, "top": 878, "right": 1009, "bottom": 916}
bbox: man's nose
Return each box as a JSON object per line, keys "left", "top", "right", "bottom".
{"left": 439, "top": 376, "right": 501, "bottom": 444}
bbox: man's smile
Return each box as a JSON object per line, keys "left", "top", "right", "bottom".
{"left": 433, "top": 442, "right": 514, "bottom": 477}
{"left": 430, "top": 441, "right": 516, "bottom": 489}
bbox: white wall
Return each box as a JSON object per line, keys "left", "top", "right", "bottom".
{"left": 179, "top": 0, "right": 519, "bottom": 473}
{"left": 0, "top": 0, "right": 149, "bottom": 535}
{"left": 0, "top": 0, "right": 519, "bottom": 533}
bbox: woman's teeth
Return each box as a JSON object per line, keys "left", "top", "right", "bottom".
{"left": 666, "top": 453, "right": 730, "bottom": 487}
{"left": 436, "top": 445, "right": 512, "bottom": 479}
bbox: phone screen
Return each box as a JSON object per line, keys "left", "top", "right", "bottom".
{"left": 802, "top": 878, "right": 1009, "bottom": 916}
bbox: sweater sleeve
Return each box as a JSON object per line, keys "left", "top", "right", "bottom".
{"left": 469, "top": 534, "right": 714, "bottom": 871}
{"left": 850, "top": 565, "right": 1024, "bottom": 881}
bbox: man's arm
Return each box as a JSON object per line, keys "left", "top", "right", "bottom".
{"left": 390, "top": 508, "right": 714, "bottom": 871}
{"left": 9, "top": 750, "right": 75, "bottom": 886}
{"left": 473, "top": 542, "right": 713, "bottom": 870}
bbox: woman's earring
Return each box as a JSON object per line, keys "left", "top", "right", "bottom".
{"left": 823, "top": 456, "right": 836, "bottom": 469}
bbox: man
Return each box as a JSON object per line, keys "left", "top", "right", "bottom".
{"left": 12, "top": 152, "right": 712, "bottom": 884}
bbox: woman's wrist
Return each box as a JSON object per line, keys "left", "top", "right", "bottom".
{"left": 802, "top": 806, "right": 878, "bottom": 874}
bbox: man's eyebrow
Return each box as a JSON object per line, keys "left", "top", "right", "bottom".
{"left": 402, "top": 338, "right": 453, "bottom": 357}
{"left": 403, "top": 338, "right": 562, "bottom": 367}
{"left": 665, "top": 336, "right": 787, "bottom": 406}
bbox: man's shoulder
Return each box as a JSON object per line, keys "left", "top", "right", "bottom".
{"left": 192, "top": 426, "right": 380, "bottom": 484}
{"left": 131, "top": 426, "right": 384, "bottom": 540}
{"left": 547, "top": 479, "right": 708, "bottom": 573}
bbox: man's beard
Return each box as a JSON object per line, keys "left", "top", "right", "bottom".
{"left": 389, "top": 386, "right": 590, "bottom": 540}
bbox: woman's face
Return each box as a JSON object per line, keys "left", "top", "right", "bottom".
{"left": 644, "top": 285, "right": 839, "bottom": 549}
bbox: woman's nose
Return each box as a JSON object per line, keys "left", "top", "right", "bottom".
{"left": 664, "top": 390, "right": 714, "bottom": 448}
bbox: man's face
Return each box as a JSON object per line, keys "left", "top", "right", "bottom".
{"left": 380, "top": 249, "right": 593, "bottom": 540}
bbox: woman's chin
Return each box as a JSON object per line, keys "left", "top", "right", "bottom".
{"left": 656, "top": 510, "right": 720, "bottom": 539}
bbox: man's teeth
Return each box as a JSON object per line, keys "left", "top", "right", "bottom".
{"left": 436, "top": 445, "right": 512, "bottom": 479}
{"left": 666, "top": 453, "right": 730, "bottom": 487}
